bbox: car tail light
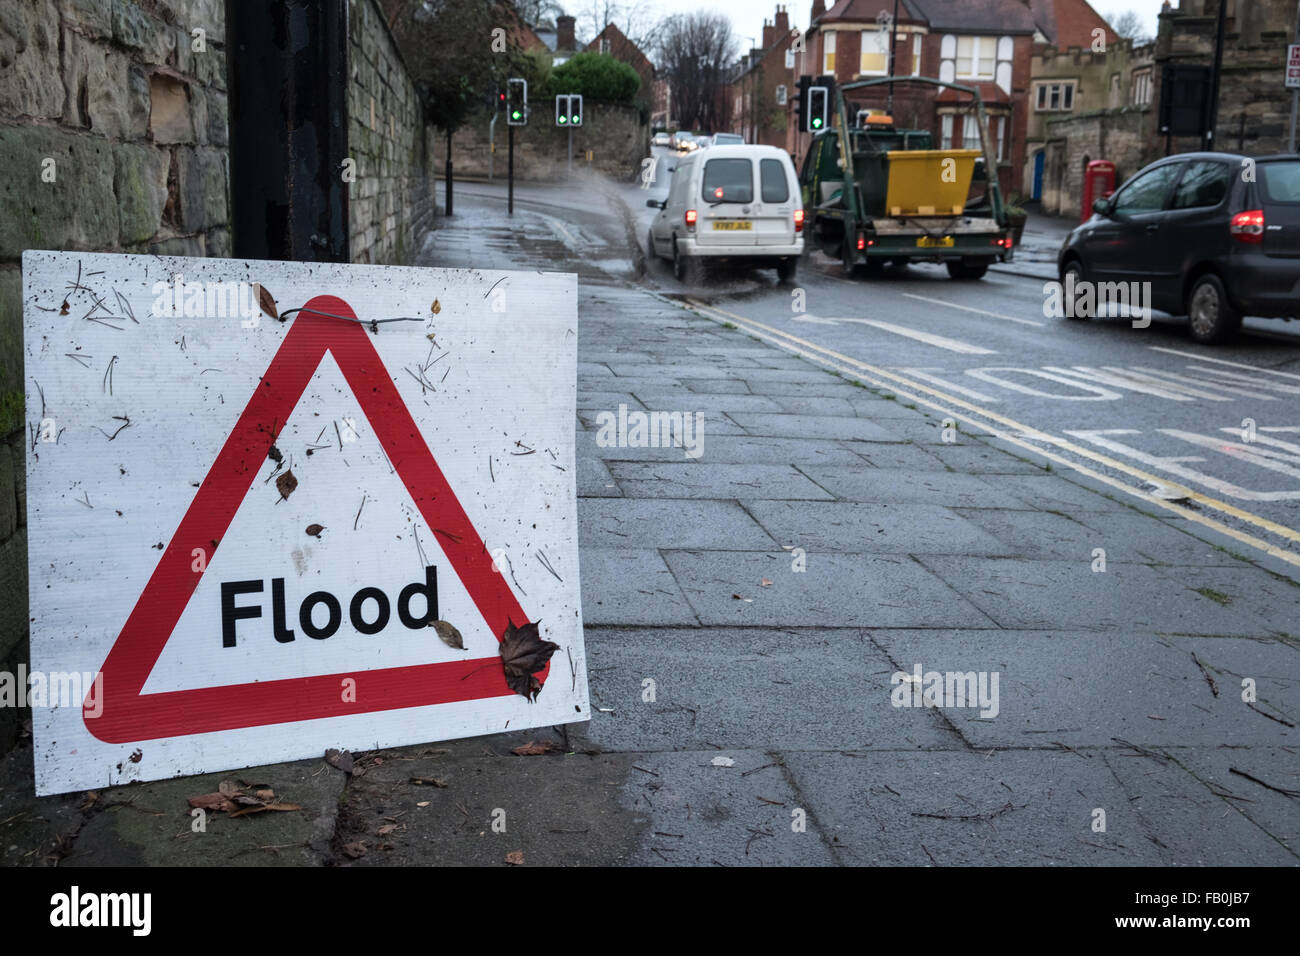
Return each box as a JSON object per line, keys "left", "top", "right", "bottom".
{"left": 794, "top": 209, "right": 804, "bottom": 233}
{"left": 1230, "top": 209, "right": 1264, "bottom": 243}
{"left": 685, "top": 209, "right": 697, "bottom": 231}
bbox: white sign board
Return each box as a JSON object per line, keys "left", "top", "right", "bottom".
{"left": 1289, "top": 44, "right": 1300, "bottom": 89}
{"left": 21, "top": 251, "right": 586, "bottom": 795}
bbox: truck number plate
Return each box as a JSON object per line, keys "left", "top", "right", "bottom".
{"left": 917, "top": 236, "right": 955, "bottom": 248}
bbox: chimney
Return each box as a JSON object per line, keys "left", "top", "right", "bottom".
{"left": 811, "top": 0, "right": 826, "bottom": 23}
{"left": 763, "top": 19, "right": 775, "bottom": 49}
{"left": 775, "top": 5, "right": 790, "bottom": 37}
{"left": 557, "top": 14, "right": 576, "bottom": 51}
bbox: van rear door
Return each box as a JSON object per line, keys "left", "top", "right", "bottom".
{"left": 1258, "top": 159, "right": 1300, "bottom": 259}
{"left": 697, "top": 156, "right": 758, "bottom": 246}
{"left": 753, "top": 157, "right": 796, "bottom": 247}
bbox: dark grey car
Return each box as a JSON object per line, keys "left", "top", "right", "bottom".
{"left": 1057, "top": 151, "right": 1300, "bottom": 343}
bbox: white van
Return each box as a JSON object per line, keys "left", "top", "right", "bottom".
{"left": 646, "top": 145, "right": 804, "bottom": 283}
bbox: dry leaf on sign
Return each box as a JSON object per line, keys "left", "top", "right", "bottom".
{"left": 430, "top": 620, "right": 465, "bottom": 650}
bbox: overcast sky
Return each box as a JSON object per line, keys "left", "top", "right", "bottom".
{"left": 634, "top": 0, "right": 1166, "bottom": 48}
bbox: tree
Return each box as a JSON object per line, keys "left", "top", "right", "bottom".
{"left": 657, "top": 11, "right": 736, "bottom": 133}
{"left": 549, "top": 51, "right": 641, "bottom": 102}
{"left": 1109, "top": 10, "right": 1149, "bottom": 43}
{"left": 572, "top": 0, "right": 665, "bottom": 53}
{"left": 511, "top": 0, "right": 565, "bottom": 27}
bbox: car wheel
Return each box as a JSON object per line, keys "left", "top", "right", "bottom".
{"left": 1060, "top": 259, "right": 1090, "bottom": 319}
{"left": 672, "top": 240, "right": 696, "bottom": 282}
{"left": 1187, "top": 273, "right": 1242, "bottom": 344}
{"left": 776, "top": 258, "right": 797, "bottom": 284}
{"left": 646, "top": 228, "right": 657, "bottom": 263}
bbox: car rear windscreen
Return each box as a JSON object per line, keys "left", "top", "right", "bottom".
{"left": 703, "top": 158, "right": 753, "bottom": 203}
{"left": 760, "top": 159, "right": 790, "bottom": 203}
{"left": 1260, "top": 162, "right": 1300, "bottom": 203}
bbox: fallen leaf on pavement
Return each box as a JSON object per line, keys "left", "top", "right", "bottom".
{"left": 760, "top": 578, "right": 773, "bottom": 587}
{"left": 416, "top": 801, "right": 431, "bottom": 808}
{"left": 504, "top": 851, "right": 524, "bottom": 865}
{"left": 512, "top": 741, "right": 563, "bottom": 756}
{"left": 325, "top": 749, "right": 355, "bottom": 774}
{"left": 499, "top": 620, "right": 559, "bottom": 701}
{"left": 409, "top": 776, "right": 447, "bottom": 787}
{"left": 341, "top": 842, "right": 368, "bottom": 859}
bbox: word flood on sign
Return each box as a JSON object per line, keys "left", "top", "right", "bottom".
{"left": 22, "top": 250, "right": 586, "bottom": 795}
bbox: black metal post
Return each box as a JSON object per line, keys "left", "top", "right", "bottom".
{"left": 445, "top": 129, "right": 453, "bottom": 217}
{"left": 887, "top": 0, "right": 900, "bottom": 114}
{"left": 1204, "top": 0, "right": 1227, "bottom": 150}
{"left": 225, "top": 0, "right": 349, "bottom": 262}
{"left": 508, "top": 124, "right": 515, "bottom": 216}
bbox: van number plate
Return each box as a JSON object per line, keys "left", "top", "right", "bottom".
{"left": 916, "top": 236, "right": 955, "bottom": 248}
{"left": 712, "top": 221, "right": 753, "bottom": 231}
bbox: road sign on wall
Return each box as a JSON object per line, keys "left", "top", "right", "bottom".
{"left": 21, "top": 251, "right": 586, "bottom": 795}
{"left": 1287, "top": 44, "right": 1300, "bottom": 89}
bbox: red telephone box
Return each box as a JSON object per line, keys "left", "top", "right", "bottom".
{"left": 1081, "top": 160, "right": 1117, "bottom": 222}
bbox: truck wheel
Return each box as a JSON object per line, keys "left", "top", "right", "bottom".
{"left": 776, "top": 258, "right": 797, "bottom": 284}
{"left": 1187, "top": 274, "right": 1242, "bottom": 344}
{"left": 947, "top": 259, "right": 989, "bottom": 280}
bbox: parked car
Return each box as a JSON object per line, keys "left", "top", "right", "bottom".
{"left": 645, "top": 144, "right": 804, "bottom": 283}
{"left": 1058, "top": 151, "right": 1300, "bottom": 343}
{"left": 711, "top": 132, "right": 745, "bottom": 146}
{"left": 652, "top": 131, "right": 671, "bottom": 147}
{"left": 671, "top": 131, "right": 699, "bottom": 152}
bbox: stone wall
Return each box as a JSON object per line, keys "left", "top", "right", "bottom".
{"left": 436, "top": 101, "right": 648, "bottom": 182}
{"left": 0, "top": 0, "right": 434, "bottom": 756}
{"left": 1042, "top": 107, "right": 1163, "bottom": 218}
{"left": 347, "top": 0, "right": 435, "bottom": 264}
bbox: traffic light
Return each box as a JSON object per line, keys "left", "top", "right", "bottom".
{"left": 808, "top": 86, "right": 829, "bottom": 131}
{"left": 507, "top": 77, "right": 527, "bottom": 126}
{"left": 496, "top": 90, "right": 506, "bottom": 113}
{"left": 555, "top": 94, "right": 582, "bottom": 127}
{"left": 795, "top": 75, "right": 809, "bottom": 132}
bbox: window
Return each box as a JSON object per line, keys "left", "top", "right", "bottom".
{"left": 911, "top": 34, "right": 922, "bottom": 75}
{"left": 785, "top": 48, "right": 796, "bottom": 69}
{"left": 955, "top": 36, "right": 996, "bottom": 79}
{"left": 599, "top": 37, "right": 610, "bottom": 54}
{"left": 1111, "top": 163, "right": 1180, "bottom": 217}
{"left": 1171, "top": 161, "right": 1230, "bottom": 209}
{"left": 994, "top": 116, "right": 1005, "bottom": 161}
{"left": 823, "top": 31, "right": 836, "bottom": 74}
{"left": 1035, "top": 82, "right": 1075, "bottom": 111}
{"left": 760, "top": 159, "right": 790, "bottom": 202}
{"left": 1131, "top": 69, "right": 1153, "bottom": 106}
{"left": 962, "top": 117, "right": 981, "bottom": 150}
{"left": 775, "top": 84, "right": 788, "bottom": 106}
{"left": 1259, "top": 161, "right": 1300, "bottom": 203}
{"left": 940, "top": 114, "right": 953, "bottom": 149}
{"left": 860, "top": 28, "right": 888, "bottom": 75}
{"left": 702, "top": 158, "right": 754, "bottom": 204}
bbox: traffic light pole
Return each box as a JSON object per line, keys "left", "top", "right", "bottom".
{"left": 508, "top": 123, "right": 515, "bottom": 216}
{"left": 445, "top": 129, "right": 453, "bottom": 217}
{"left": 567, "top": 127, "right": 573, "bottom": 179}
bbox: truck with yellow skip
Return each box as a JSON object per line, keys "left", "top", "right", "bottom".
{"left": 798, "top": 76, "right": 1015, "bottom": 280}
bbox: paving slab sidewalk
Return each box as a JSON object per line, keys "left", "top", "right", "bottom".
{"left": 3, "top": 190, "right": 1296, "bottom": 868}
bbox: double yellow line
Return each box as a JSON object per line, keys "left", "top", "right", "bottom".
{"left": 682, "top": 298, "right": 1300, "bottom": 571}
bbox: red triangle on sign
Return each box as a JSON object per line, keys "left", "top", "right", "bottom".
{"left": 86, "top": 295, "right": 542, "bottom": 744}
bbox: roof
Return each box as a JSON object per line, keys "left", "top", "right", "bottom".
{"left": 907, "top": 0, "right": 1037, "bottom": 34}
{"left": 1033, "top": 0, "right": 1117, "bottom": 49}
{"left": 822, "top": 0, "right": 925, "bottom": 22}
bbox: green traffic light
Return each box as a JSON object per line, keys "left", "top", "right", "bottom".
{"left": 571, "top": 115, "right": 579, "bottom": 123}
{"left": 812, "top": 118, "right": 823, "bottom": 128}
{"left": 512, "top": 110, "right": 521, "bottom": 119}
{"left": 558, "top": 115, "right": 567, "bottom": 124}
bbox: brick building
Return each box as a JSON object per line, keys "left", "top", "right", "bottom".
{"left": 727, "top": 6, "right": 801, "bottom": 147}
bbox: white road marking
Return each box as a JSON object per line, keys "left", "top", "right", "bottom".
{"left": 1065, "top": 428, "right": 1300, "bottom": 501}
{"left": 1161, "top": 429, "right": 1300, "bottom": 481}
{"left": 893, "top": 367, "right": 1002, "bottom": 402}
{"left": 790, "top": 313, "right": 842, "bottom": 325}
{"left": 1042, "top": 366, "right": 1197, "bottom": 401}
{"left": 826, "top": 318, "right": 997, "bottom": 354}
{"left": 1185, "top": 365, "right": 1300, "bottom": 395}
{"left": 964, "top": 367, "right": 1122, "bottom": 400}
{"left": 1148, "top": 346, "right": 1300, "bottom": 382}
{"left": 1129, "top": 365, "right": 1279, "bottom": 401}
{"left": 900, "top": 292, "right": 1046, "bottom": 328}
{"left": 1215, "top": 428, "right": 1300, "bottom": 464}
{"left": 1098, "top": 366, "right": 1239, "bottom": 402}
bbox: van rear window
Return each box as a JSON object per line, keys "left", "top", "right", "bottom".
{"left": 702, "top": 159, "right": 753, "bottom": 203}
{"left": 1260, "top": 162, "right": 1300, "bottom": 204}
{"left": 760, "top": 159, "right": 789, "bottom": 202}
